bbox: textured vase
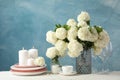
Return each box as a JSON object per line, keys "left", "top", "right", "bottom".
{"left": 76, "top": 49, "right": 91, "bottom": 74}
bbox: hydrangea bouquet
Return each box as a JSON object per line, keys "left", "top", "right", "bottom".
{"left": 46, "top": 11, "right": 110, "bottom": 65}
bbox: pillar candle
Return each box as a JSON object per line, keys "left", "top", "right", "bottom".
{"left": 19, "top": 48, "right": 28, "bottom": 66}
{"left": 27, "top": 58, "right": 35, "bottom": 66}
{"left": 28, "top": 46, "right": 38, "bottom": 59}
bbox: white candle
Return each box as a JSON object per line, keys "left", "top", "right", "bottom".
{"left": 27, "top": 58, "right": 35, "bottom": 66}
{"left": 19, "top": 47, "right": 28, "bottom": 66}
{"left": 28, "top": 46, "right": 38, "bottom": 59}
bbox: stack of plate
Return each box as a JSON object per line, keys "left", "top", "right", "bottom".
{"left": 10, "top": 64, "right": 47, "bottom": 76}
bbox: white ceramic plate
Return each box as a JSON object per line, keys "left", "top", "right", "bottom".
{"left": 10, "top": 64, "right": 47, "bottom": 71}
{"left": 59, "top": 71, "right": 77, "bottom": 76}
{"left": 10, "top": 70, "right": 47, "bottom": 76}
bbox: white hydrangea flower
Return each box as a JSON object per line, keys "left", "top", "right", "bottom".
{"left": 34, "top": 57, "right": 45, "bottom": 66}
{"left": 77, "top": 11, "right": 90, "bottom": 22}
{"left": 89, "top": 27, "right": 98, "bottom": 41}
{"left": 68, "top": 51, "right": 81, "bottom": 58}
{"left": 55, "top": 40, "right": 67, "bottom": 52}
{"left": 93, "top": 47, "right": 102, "bottom": 55}
{"left": 67, "top": 27, "right": 78, "bottom": 41}
{"left": 58, "top": 51, "right": 66, "bottom": 57}
{"left": 78, "top": 27, "right": 91, "bottom": 41}
{"left": 46, "top": 31, "right": 57, "bottom": 45}
{"left": 94, "top": 30, "right": 110, "bottom": 48}
{"left": 78, "top": 27, "right": 98, "bottom": 42}
{"left": 68, "top": 40, "right": 83, "bottom": 54}
{"left": 66, "top": 19, "right": 77, "bottom": 27}
{"left": 46, "top": 47, "right": 59, "bottom": 59}
{"left": 55, "top": 28, "right": 67, "bottom": 40}
{"left": 77, "top": 20, "right": 88, "bottom": 27}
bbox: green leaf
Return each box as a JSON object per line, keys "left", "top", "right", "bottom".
{"left": 76, "top": 37, "right": 94, "bottom": 50}
{"left": 63, "top": 38, "right": 69, "bottom": 43}
{"left": 54, "top": 24, "right": 70, "bottom": 31}
{"left": 52, "top": 55, "right": 60, "bottom": 64}
{"left": 88, "top": 27, "right": 93, "bottom": 33}
{"left": 54, "top": 24, "right": 62, "bottom": 31}
{"left": 63, "top": 25, "right": 70, "bottom": 30}
{"left": 87, "top": 20, "right": 90, "bottom": 25}
{"left": 94, "top": 25, "right": 103, "bottom": 34}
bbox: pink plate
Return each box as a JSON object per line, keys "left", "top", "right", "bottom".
{"left": 10, "top": 67, "right": 47, "bottom": 72}
{"left": 10, "top": 64, "right": 47, "bottom": 71}
{"left": 10, "top": 69, "right": 47, "bottom": 76}
{"left": 14, "top": 64, "right": 41, "bottom": 68}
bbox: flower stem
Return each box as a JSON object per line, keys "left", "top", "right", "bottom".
{"left": 52, "top": 56, "right": 59, "bottom": 65}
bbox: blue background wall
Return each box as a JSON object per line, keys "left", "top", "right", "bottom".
{"left": 0, "top": 0, "right": 120, "bottom": 71}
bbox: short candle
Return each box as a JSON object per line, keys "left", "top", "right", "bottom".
{"left": 28, "top": 46, "right": 38, "bottom": 59}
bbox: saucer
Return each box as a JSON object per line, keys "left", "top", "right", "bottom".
{"left": 59, "top": 71, "right": 77, "bottom": 76}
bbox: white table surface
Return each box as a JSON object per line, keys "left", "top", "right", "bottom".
{"left": 0, "top": 71, "right": 120, "bottom": 80}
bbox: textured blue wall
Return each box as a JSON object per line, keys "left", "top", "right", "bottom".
{"left": 0, "top": 0, "right": 120, "bottom": 71}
